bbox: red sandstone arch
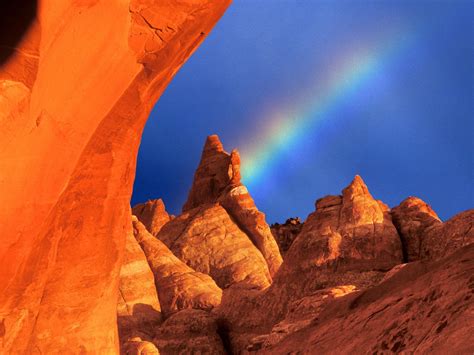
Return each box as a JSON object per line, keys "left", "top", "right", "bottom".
{"left": 0, "top": 1, "right": 230, "bottom": 352}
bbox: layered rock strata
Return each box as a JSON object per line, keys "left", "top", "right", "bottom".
{"left": 117, "top": 230, "right": 162, "bottom": 345}
{"left": 0, "top": 1, "right": 230, "bottom": 352}
{"left": 182, "top": 135, "right": 283, "bottom": 277}
{"left": 133, "top": 199, "right": 171, "bottom": 236}
{"left": 132, "top": 216, "right": 222, "bottom": 317}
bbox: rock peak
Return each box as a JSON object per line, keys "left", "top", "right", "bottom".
{"left": 182, "top": 135, "right": 283, "bottom": 276}
{"left": 203, "top": 134, "right": 225, "bottom": 154}
{"left": 343, "top": 175, "right": 371, "bottom": 199}
{"left": 395, "top": 196, "right": 440, "bottom": 220}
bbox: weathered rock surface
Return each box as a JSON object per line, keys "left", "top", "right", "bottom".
{"left": 263, "top": 244, "right": 474, "bottom": 354}
{"left": 270, "top": 217, "right": 304, "bottom": 255}
{"left": 270, "top": 176, "right": 403, "bottom": 309}
{"left": 118, "top": 230, "right": 162, "bottom": 345}
{"left": 0, "top": 1, "right": 230, "bottom": 353}
{"left": 247, "top": 285, "right": 357, "bottom": 351}
{"left": 392, "top": 197, "right": 473, "bottom": 261}
{"left": 215, "top": 176, "right": 404, "bottom": 351}
{"left": 392, "top": 196, "right": 442, "bottom": 261}
{"left": 421, "top": 209, "right": 474, "bottom": 260}
{"left": 132, "top": 217, "right": 222, "bottom": 317}
{"left": 133, "top": 199, "right": 171, "bottom": 236}
{"left": 122, "top": 337, "right": 160, "bottom": 355}
{"left": 154, "top": 309, "right": 226, "bottom": 354}
{"left": 156, "top": 203, "right": 272, "bottom": 289}
{"left": 182, "top": 134, "right": 283, "bottom": 277}
{"left": 183, "top": 135, "right": 234, "bottom": 210}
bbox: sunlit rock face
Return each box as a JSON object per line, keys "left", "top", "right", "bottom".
{"left": 181, "top": 135, "right": 283, "bottom": 278}
{"left": 392, "top": 197, "right": 474, "bottom": 261}
{"left": 117, "top": 229, "right": 162, "bottom": 348}
{"left": 156, "top": 203, "right": 272, "bottom": 289}
{"left": 0, "top": 1, "right": 230, "bottom": 353}
{"left": 213, "top": 177, "right": 473, "bottom": 353}
{"left": 269, "top": 176, "right": 404, "bottom": 310}
{"left": 262, "top": 244, "right": 474, "bottom": 354}
{"left": 132, "top": 217, "right": 222, "bottom": 317}
{"left": 133, "top": 199, "right": 172, "bottom": 236}
{"left": 130, "top": 164, "right": 472, "bottom": 353}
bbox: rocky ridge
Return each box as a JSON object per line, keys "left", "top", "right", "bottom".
{"left": 125, "top": 135, "right": 473, "bottom": 354}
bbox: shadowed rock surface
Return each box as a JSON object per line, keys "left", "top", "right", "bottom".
{"left": 270, "top": 218, "right": 304, "bottom": 255}
{"left": 392, "top": 196, "right": 443, "bottom": 261}
{"left": 154, "top": 309, "right": 226, "bottom": 354}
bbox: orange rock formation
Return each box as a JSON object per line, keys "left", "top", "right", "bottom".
{"left": 182, "top": 135, "right": 283, "bottom": 277}
{"left": 0, "top": 1, "right": 230, "bottom": 353}
{"left": 1, "top": 2, "right": 472, "bottom": 353}
{"left": 132, "top": 217, "right": 222, "bottom": 317}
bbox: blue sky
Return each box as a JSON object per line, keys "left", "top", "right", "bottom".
{"left": 132, "top": 0, "right": 473, "bottom": 223}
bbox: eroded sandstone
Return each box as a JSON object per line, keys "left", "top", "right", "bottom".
{"left": 0, "top": 2, "right": 230, "bottom": 351}
{"left": 132, "top": 216, "right": 222, "bottom": 317}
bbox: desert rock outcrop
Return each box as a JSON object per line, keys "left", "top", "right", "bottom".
{"left": 118, "top": 230, "right": 162, "bottom": 345}
{"left": 263, "top": 244, "right": 474, "bottom": 354}
{"left": 392, "top": 196, "right": 442, "bottom": 261}
{"left": 156, "top": 204, "right": 272, "bottom": 289}
{"left": 133, "top": 199, "right": 172, "bottom": 236}
{"left": 182, "top": 135, "right": 283, "bottom": 277}
{"left": 271, "top": 176, "right": 403, "bottom": 304}
{"left": 132, "top": 217, "right": 222, "bottom": 317}
{"left": 420, "top": 209, "right": 474, "bottom": 260}
{"left": 0, "top": 1, "right": 230, "bottom": 352}
{"left": 270, "top": 218, "right": 304, "bottom": 255}
{"left": 154, "top": 309, "right": 226, "bottom": 354}
{"left": 392, "top": 197, "right": 473, "bottom": 261}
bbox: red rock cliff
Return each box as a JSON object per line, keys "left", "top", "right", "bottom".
{"left": 0, "top": 1, "right": 230, "bottom": 353}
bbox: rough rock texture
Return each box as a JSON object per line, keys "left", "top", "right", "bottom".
{"left": 392, "top": 196, "right": 442, "bottom": 261}
{"left": 263, "top": 244, "right": 474, "bottom": 354}
{"left": 133, "top": 199, "right": 171, "bottom": 236}
{"left": 270, "top": 176, "right": 403, "bottom": 308}
{"left": 117, "top": 230, "right": 162, "bottom": 346}
{"left": 122, "top": 338, "right": 160, "bottom": 355}
{"left": 270, "top": 218, "right": 304, "bottom": 255}
{"left": 182, "top": 135, "right": 283, "bottom": 277}
{"left": 392, "top": 197, "right": 473, "bottom": 262}
{"left": 132, "top": 217, "right": 222, "bottom": 317}
{"left": 156, "top": 203, "right": 272, "bottom": 289}
{"left": 215, "top": 176, "right": 404, "bottom": 351}
{"left": 247, "top": 285, "right": 357, "bottom": 351}
{"left": 154, "top": 309, "right": 226, "bottom": 354}
{"left": 421, "top": 209, "right": 474, "bottom": 260}
{"left": 0, "top": 1, "right": 230, "bottom": 352}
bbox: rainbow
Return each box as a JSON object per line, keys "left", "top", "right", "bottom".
{"left": 240, "top": 31, "right": 414, "bottom": 187}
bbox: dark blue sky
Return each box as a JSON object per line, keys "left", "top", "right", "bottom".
{"left": 132, "top": 0, "right": 473, "bottom": 223}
